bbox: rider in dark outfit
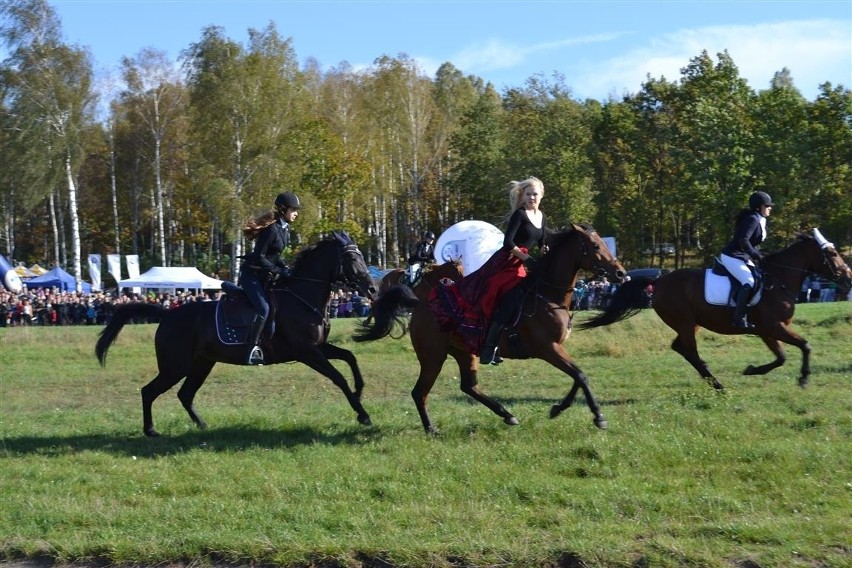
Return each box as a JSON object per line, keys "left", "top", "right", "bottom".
{"left": 405, "top": 230, "right": 436, "bottom": 284}
{"left": 719, "top": 191, "right": 773, "bottom": 329}
{"left": 409, "top": 230, "right": 436, "bottom": 265}
{"left": 239, "top": 191, "right": 301, "bottom": 364}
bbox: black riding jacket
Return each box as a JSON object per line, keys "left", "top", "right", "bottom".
{"left": 243, "top": 219, "right": 291, "bottom": 274}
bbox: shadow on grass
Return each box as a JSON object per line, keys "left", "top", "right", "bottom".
{"left": 1, "top": 424, "right": 385, "bottom": 458}
{"left": 448, "top": 393, "right": 640, "bottom": 407}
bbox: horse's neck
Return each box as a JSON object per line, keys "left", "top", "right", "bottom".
{"left": 766, "top": 244, "right": 810, "bottom": 291}
{"left": 539, "top": 263, "right": 579, "bottom": 307}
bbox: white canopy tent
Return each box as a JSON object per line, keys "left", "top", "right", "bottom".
{"left": 118, "top": 266, "right": 223, "bottom": 291}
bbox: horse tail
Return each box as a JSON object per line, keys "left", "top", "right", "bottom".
{"left": 95, "top": 303, "right": 166, "bottom": 366}
{"left": 353, "top": 285, "right": 420, "bottom": 342}
{"left": 578, "top": 277, "right": 654, "bottom": 330}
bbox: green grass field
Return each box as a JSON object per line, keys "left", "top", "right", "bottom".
{"left": 1, "top": 302, "right": 850, "bottom": 568}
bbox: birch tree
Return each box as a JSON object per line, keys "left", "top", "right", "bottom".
{"left": 1, "top": 0, "right": 96, "bottom": 288}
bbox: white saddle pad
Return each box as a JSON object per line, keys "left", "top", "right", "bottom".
{"left": 704, "top": 269, "right": 762, "bottom": 306}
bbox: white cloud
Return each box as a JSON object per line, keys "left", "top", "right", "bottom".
{"left": 574, "top": 19, "right": 851, "bottom": 100}
{"left": 450, "top": 33, "right": 629, "bottom": 74}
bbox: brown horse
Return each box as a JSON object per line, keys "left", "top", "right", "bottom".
{"left": 354, "top": 224, "right": 627, "bottom": 434}
{"left": 580, "top": 229, "right": 851, "bottom": 389}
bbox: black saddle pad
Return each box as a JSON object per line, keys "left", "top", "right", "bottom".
{"left": 216, "top": 296, "right": 255, "bottom": 345}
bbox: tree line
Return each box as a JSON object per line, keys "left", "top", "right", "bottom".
{"left": 2, "top": 0, "right": 850, "bottom": 287}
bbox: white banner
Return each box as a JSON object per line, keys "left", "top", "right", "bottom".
{"left": 125, "top": 255, "right": 140, "bottom": 279}
{"left": 125, "top": 254, "right": 141, "bottom": 294}
{"left": 107, "top": 254, "right": 122, "bottom": 284}
{"left": 87, "top": 254, "right": 102, "bottom": 291}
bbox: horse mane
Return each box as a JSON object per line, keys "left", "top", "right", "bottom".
{"left": 290, "top": 237, "right": 336, "bottom": 272}
{"left": 537, "top": 223, "right": 594, "bottom": 273}
{"left": 763, "top": 231, "right": 815, "bottom": 263}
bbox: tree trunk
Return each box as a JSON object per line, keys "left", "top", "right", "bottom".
{"left": 65, "top": 150, "right": 83, "bottom": 291}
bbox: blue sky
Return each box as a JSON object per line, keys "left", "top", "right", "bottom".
{"left": 50, "top": 0, "right": 851, "bottom": 101}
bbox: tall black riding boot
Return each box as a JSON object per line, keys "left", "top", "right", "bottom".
{"left": 479, "top": 322, "right": 504, "bottom": 365}
{"left": 246, "top": 314, "right": 266, "bottom": 365}
{"left": 732, "top": 285, "right": 754, "bottom": 329}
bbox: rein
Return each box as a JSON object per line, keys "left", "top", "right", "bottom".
{"left": 271, "top": 242, "right": 365, "bottom": 317}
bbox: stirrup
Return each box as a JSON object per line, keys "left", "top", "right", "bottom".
{"left": 732, "top": 318, "right": 754, "bottom": 330}
{"left": 479, "top": 345, "right": 497, "bottom": 365}
{"left": 248, "top": 345, "right": 265, "bottom": 365}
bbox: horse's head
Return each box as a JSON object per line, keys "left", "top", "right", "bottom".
{"left": 541, "top": 224, "right": 627, "bottom": 285}
{"left": 805, "top": 228, "right": 852, "bottom": 289}
{"left": 289, "top": 231, "right": 377, "bottom": 299}
{"left": 333, "top": 231, "right": 378, "bottom": 299}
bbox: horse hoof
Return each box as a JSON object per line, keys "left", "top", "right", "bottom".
{"left": 549, "top": 405, "right": 563, "bottom": 419}
{"left": 798, "top": 377, "right": 809, "bottom": 389}
{"left": 357, "top": 414, "right": 373, "bottom": 426}
{"left": 504, "top": 416, "right": 520, "bottom": 426}
{"left": 144, "top": 429, "right": 160, "bottom": 438}
{"left": 425, "top": 426, "right": 440, "bottom": 436}
{"left": 594, "top": 417, "right": 608, "bottom": 430}
{"left": 743, "top": 365, "right": 757, "bottom": 375}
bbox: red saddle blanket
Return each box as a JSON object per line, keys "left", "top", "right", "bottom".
{"left": 428, "top": 248, "right": 525, "bottom": 353}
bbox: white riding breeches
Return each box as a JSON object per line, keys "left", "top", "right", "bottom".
{"left": 720, "top": 253, "right": 755, "bottom": 287}
{"left": 407, "top": 262, "right": 421, "bottom": 282}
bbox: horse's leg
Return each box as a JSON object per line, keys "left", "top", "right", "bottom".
{"left": 410, "top": 359, "right": 444, "bottom": 435}
{"left": 670, "top": 333, "right": 725, "bottom": 390}
{"left": 298, "top": 347, "right": 372, "bottom": 426}
{"left": 176, "top": 357, "right": 216, "bottom": 430}
{"left": 140, "top": 371, "right": 185, "bottom": 437}
{"left": 452, "top": 350, "right": 519, "bottom": 427}
{"left": 745, "top": 326, "right": 809, "bottom": 387}
{"left": 319, "top": 343, "right": 365, "bottom": 400}
{"left": 542, "top": 345, "right": 607, "bottom": 430}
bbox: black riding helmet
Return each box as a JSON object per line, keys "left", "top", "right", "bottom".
{"left": 275, "top": 191, "right": 302, "bottom": 211}
{"left": 423, "top": 230, "right": 436, "bottom": 241}
{"left": 748, "top": 191, "right": 773, "bottom": 210}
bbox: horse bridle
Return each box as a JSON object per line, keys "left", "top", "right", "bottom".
{"left": 764, "top": 244, "right": 849, "bottom": 283}
{"left": 536, "top": 231, "right": 616, "bottom": 291}
{"left": 271, "top": 242, "right": 368, "bottom": 317}
{"left": 337, "top": 244, "right": 368, "bottom": 290}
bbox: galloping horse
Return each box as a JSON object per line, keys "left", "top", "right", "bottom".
{"left": 354, "top": 224, "right": 627, "bottom": 433}
{"left": 580, "top": 229, "right": 851, "bottom": 389}
{"left": 96, "top": 231, "right": 378, "bottom": 437}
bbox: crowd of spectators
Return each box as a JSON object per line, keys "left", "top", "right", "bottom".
{"left": 0, "top": 286, "right": 222, "bottom": 327}
{"left": 0, "top": 284, "right": 373, "bottom": 327}
{"left": 328, "top": 288, "right": 372, "bottom": 319}
{"left": 2, "top": 270, "right": 846, "bottom": 327}
{"left": 571, "top": 278, "right": 618, "bottom": 311}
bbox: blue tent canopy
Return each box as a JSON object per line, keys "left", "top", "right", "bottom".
{"left": 25, "top": 266, "right": 92, "bottom": 293}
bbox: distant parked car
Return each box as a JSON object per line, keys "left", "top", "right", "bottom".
{"left": 625, "top": 268, "right": 671, "bottom": 307}
{"left": 642, "top": 243, "right": 675, "bottom": 256}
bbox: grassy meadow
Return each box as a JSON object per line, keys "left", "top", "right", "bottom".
{"left": 1, "top": 302, "right": 850, "bottom": 568}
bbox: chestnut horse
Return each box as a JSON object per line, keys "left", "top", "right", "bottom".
{"left": 96, "top": 232, "right": 377, "bottom": 437}
{"left": 355, "top": 224, "right": 627, "bottom": 434}
{"left": 580, "top": 229, "right": 851, "bottom": 389}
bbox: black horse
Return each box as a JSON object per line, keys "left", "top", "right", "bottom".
{"left": 96, "top": 231, "right": 377, "bottom": 437}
